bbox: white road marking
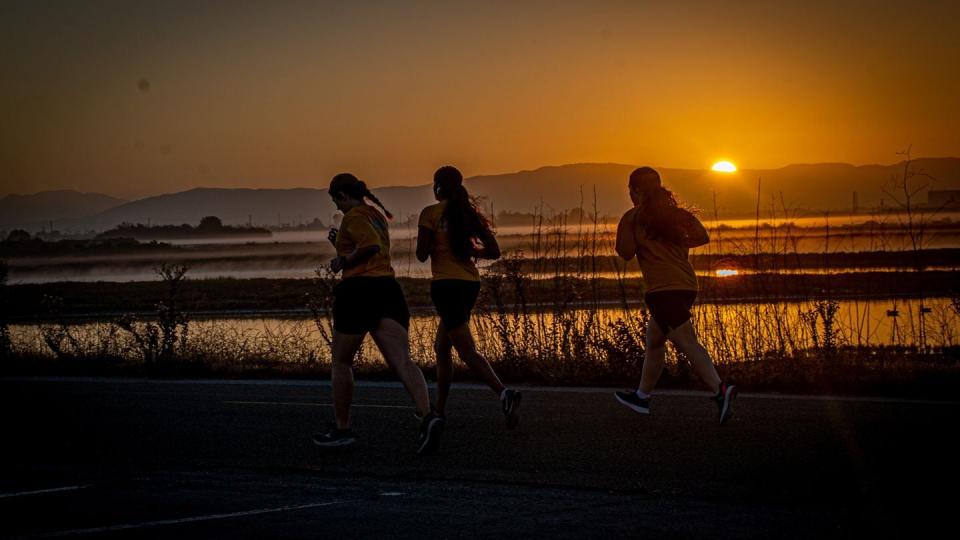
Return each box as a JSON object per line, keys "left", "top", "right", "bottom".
{"left": 379, "top": 492, "right": 406, "bottom": 496}
{"left": 4, "top": 376, "right": 958, "bottom": 406}
{"left": 0, "top": 485, "right": 91, "bottom": 499}
{"left": 224, "top": 400, "right": 411, "bottom": 409}
{"left": 33, "top": 500, "right": 347, "bottom": 538}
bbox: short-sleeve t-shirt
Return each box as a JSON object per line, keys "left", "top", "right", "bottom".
{"left": 418, "top": 201, "right": 481, "bottom": 282}
{"left": 336, "top": 205, "right": 394, "bottom": 279}
{"left": 615, "top": 207, "right": 698, "bottom": 293}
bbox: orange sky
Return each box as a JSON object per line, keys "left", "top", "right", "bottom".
{"left": 2, "top": 0, "right": 958, "bottom": 199}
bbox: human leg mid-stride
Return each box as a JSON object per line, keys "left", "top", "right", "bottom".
{"left": 442, "top": 322, "right": 521, "bottom": 429}
{"left": 667, "top": 320, "right": 736, "bottom": 424}
{"left": 313, "top": 330, "right": 364, "bottom": 447}
{"left": 371, "top": 318, "right": 444, "bottom": 454}
{"left": 616, "top": 317, "right": 737, "bottom": 424}
{"left": 615, "top": 317, "right": 666, "bottom": 414}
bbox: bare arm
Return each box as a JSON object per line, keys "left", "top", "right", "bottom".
{"left": 332, "top": 245, "right": 380, "bottom": 273}
{"left": 683, "top": 212, "right": 710, "bottom": 248}
{"left": 346, "top": 245, "right": 381, "bottom": 267}
{"left": 473, "top": 228, "right": 501, "bottom": 260}
{"left": 415, "top": 226, "right": 433, "bottom": 263}
{"left": 615, "top": 209, "right": 637, "bottom": 261}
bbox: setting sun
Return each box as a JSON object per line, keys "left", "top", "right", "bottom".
{"left": 711, "top": 161, "right": 737, "bottom": 173}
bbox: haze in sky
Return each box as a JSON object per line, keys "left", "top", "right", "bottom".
{"left": 2, "top": 0, "right": 958, "bottom": 198}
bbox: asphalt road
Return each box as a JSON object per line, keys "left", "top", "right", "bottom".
{"left": 1, "top": 377, "right": 957, "bottom": 539}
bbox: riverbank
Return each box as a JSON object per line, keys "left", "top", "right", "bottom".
{"left": 5, "top": 271, "right": 958, "bottom": 320}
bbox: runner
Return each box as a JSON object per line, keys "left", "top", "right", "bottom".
{"left": 313, "top": 173, "right": 444, "bottom": 453}
{"left": 613, "top": 167, "right": 737, "bottom": 424}
{"left": 416, "top": 166, "right": 522, "bottom": 428}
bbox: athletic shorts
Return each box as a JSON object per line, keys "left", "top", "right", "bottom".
{"left": 333, "top": 276, "right": 410, "bottom": 334}
{"left": 430, "top": 279, "right": 481, "bottom": 330}
{"left": 644, "top": 289, "right": 697, "bottom": 333}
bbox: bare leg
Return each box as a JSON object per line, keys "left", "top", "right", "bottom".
{"left": 370, "top": 318, "right": 431, "bottom": 417}
{"left": 434, "top": 323, "right": 454, "bottom": 415}
{"left": 638, "top": 318, "right": 668, "bottom": 395}
{"left": 331, "top": 330, "right": 365, "bottom": 430}
{"left": 448, "top": 323, "right": 506, "bottom": 396}
{"left": 667, "top": 320, "right": 721, "bottom": 394}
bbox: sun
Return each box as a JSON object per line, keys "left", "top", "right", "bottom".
{"left": 711, "top": 161, "right": 737, "bottom": 173}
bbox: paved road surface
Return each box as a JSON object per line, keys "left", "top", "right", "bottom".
{"left": 2, "top": 377, "right": 957, "bottom": 538}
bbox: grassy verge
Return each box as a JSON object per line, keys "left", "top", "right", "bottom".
{"left": 5, "top": 271, "right": 960, "bottom": 319}
{"left": 3, "top": 346, "right": 958, "bottom": 399}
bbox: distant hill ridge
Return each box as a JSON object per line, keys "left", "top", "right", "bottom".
{"left": 6, "top": 159, "right": 959, "bottom": 232}
{"left": 472, "top": 158, "right": 960, "bottom": 216}
{"left": 0, "top": 190, "right": 127, "bottom": 229}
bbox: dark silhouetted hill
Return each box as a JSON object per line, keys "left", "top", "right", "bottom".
{"left": 462, "top": 158, "right": 960, "bottom": 218}
{"left": 87, "top": 188, "right": 330, "bottom": 229}
{"left": 82, "top": 186, "right": 435, "bottom": 230}
{"left": 24, "top": 158, "right": 960, "bottom": 232}
{"left": 0, "top": 190, "right": 126, "bottom": 229}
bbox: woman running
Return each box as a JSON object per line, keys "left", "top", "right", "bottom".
{"left": 313, "top": 173, "right": 444, "bottom": 453}
{"left": 416, "top": 166, "right": 522, "bottom": 428}
{"left": 613, "top": 167, "right": 737, "bottom": 424}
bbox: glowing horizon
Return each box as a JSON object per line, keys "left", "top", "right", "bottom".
{"left": 2, "top": 2, "right": 958, "bottom": 199}
{"left": 711, "top": 161, "right": 738, "bottom": 173}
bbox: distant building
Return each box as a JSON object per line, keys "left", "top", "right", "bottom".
{"left": 927, "top": 190, "right": 960, "bottom": 208}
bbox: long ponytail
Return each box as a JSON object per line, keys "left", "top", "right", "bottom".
{"left": 434, "top": 166, "right": 493, "bottom": 261}
{"left": 629, "top": 167, "right": 696, "bottom": 245}
{"left": 328, "top": 173, "right": 393, "bottom": 220}
{"left": 361, "top": 188, "right": 393, "bottom": 220}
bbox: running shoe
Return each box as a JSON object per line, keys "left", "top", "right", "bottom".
{"left": 312, "top": 423, "right": 356, "bottom": 447}
{"left": 414, "top": 410, "right": 446, "bottom": 426}
{"left": 415, "top": 410, "right": 447, "bottom": 420}
{"left": 713, "top": 382, "right": 738, "bottom": 425}
{"left": 502, "top": 389, "right": 522, "bottom": 429}
{"left": 417, "top": 410, "right": 445, "bottom": 455}
{"left": 614, "top": 390, "right": 650, "bottom": 414}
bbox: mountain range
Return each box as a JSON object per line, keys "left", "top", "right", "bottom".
{"left": 3, "top": 159, "right": 958, "bottom": 232}
{"left": 0, "top": 191, "right": 127, "bottom": 230}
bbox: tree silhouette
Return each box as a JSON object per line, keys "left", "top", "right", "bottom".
{"left": 198, "top": 216, "right": 223, "bottom": 231}
{"left": 6, "top": 230, "right": 31, "bottom": 242}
